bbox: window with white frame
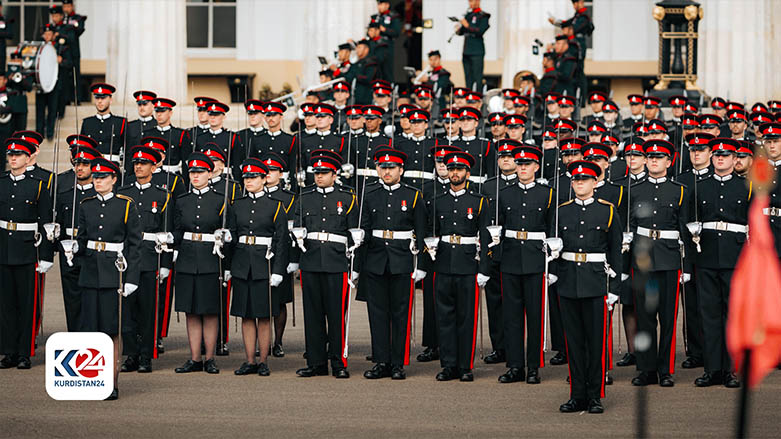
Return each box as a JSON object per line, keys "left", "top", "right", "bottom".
{"left": 2, "top": 0, "right": 52, "bottom": 46}
{"left": 186, "top": 0, "right": 236, "bottom": 49}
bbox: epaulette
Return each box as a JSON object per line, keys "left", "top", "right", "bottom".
{"left": 80, "top": 195, "right": 97, "bottom": 204}
{"left": 559, "top": 199, "right": 574, "bottom": 208}
{"left": 338, "top": 185, "right": 356, "bottom": 194}
{"left": 401, "top": 182, "right": 421, "bottom": 193}
{"left": 597, "top": 198, "right": 614, "bottom": 207}
{"left": 116, "top": 193, "right": 135, "bottom": 203}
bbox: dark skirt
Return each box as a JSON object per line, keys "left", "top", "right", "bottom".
{"left": 231, "top": 277, "right": 278, "bottom": 319}
{"left": 175, "top": 272, "right": 222, "bottom": 315}
{"left": 276, "top": 272, "right": 294, "bottom": 305}
{"left": 80, "top": 288, "right": 133, "bottom": 336}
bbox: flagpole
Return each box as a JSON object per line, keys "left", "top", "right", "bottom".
{"left": 737, "top": 348, "right": 752, "bottom": 438}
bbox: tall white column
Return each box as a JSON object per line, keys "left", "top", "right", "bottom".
{"left": 105, "top": 0, "right": 187, "bottom": 106}
{"left": 498, "top": 0, "right": 570, "bottom": 88}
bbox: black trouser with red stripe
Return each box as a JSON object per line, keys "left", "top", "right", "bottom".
{"left": 59, "top": 255, "right": 82, "bottom": 332}
{"left": 697, "top": 267, "right": 734, "bottom": 373}
{"left": 485, "top": 261, "right": 504, "bottom": 353}
{"left": 435, "top": 273, "right": 479, "bottom": 371}
{"left": 366, "top": 270, "right": 414, "bottom": 367}
{"left": 158, "top": 269, "right": 175, "bottom": 340}
{"left": 123, "top": 271, "right": 157, "bottom": 359}
{"left": 684, "top": 273, "right": 704, "bottom": 361}
{"left": 634, "top": 269, "right": 681, "bottom": 375}
{"left": 501, "top": 272, "right": 545, "bottom": 369}
{"left": 421, "top": 270, "right": 438, "bottom": 349}
{"left": 0, "top": 263, "right": 37, "bottom": 358}
{"left": 547, "top": 283, "right": 566, "bottom": 353}
{"left": 301, "top": 271, "right": 349, "bottom": 369}
{"left": 220, "top": 278, "right": 231, "bottom": 346}
{"left": 560, "top": 295, "right": 607, "bottom": 401}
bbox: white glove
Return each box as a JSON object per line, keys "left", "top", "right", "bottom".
{"left": 173, "top": 250, "right": 179, "bottom": 263}
{"left": 43, "top": 222, "right": 60, "bottom": 241}
{"left": 159, "top": 267, "right": 170, "bottom": 280}
{"left": 686, "top": 222, "right": 702, "bottom": 237}
{"left": 215, "top": 228, "right": 232, "bottom": 243}
{"left": 621, "top": 273, "right": 630, "bottom": 282}
{"left": 348, "top": 228, "right": 365, "bottom": 247}
{"left": 286, "top": 262, "right": 299, "bottom": 274}
{"left": 476, "top": 273, "right": 490, "bottom": 287}
{"left": 424, "top": 236, "right": 439, "bottom": 261}
{"left": 340, "top": 163, "right": 355, "bottom": 179}
{"left": 61, "top": 239, "right": 78, "bottom": 253}
{"left": 412, "top": 269, "right": 426, "bottom": 282}
{"left": 680, "top": 272, "right": 691, "bottom": 284}
{"left": 622, "top": 232, "right": 633, "bottom": 253}
{"left": 536, "top": 177, "right": 549, "bottom": 185}
{"left": 607, "top": 293, "right": 619, "bottom": 311}
{"left": 224, "top": 271, "right": 232, "bottom": 282}
{"left": 122, "top": 283, "right": 138, "bottom": 297}
{"left": 546, "top": 273, "right": 558, "bottom": 285}
{"left": 37, "top": 260, "right": 54, "bottom": 273}
{"left": 155, "top": 232, "right": 174, "bottom": 245}
{"left": 270, "top": 274, "right": 284, "bottom": 287}
{"left": 486, "top": 225, "right": 502, "bottom": 248}
{"left": 545, "top": 237, "right": 563, "bottom": 260}
{"left": 292, "top": 227, "right": 307, "bottom": 252}
{"left": 351, "top": 271, "right": 359, "bottom": 283}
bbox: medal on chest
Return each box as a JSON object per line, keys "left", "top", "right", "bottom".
{"left": 467, "top": 207, "right": 473, "bottom": 220}
{"left": 152, "top": 201, "right": 158, "bottom": 214}
{"left": 401, "top": 199, "right": 407, "bottom": 212}
{"left": 337, "top": 200, "right": 343, "bottom": 215}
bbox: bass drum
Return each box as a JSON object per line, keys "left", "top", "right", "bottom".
{"left": 8, "top": 41, "right": 59, "bottom": 93}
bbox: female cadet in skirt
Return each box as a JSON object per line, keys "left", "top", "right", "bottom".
{"left": 228, "top": 158, "right": 289, "bottom": 376}
{"left": 173, "top": 152, "right": 230, "bottom": 374}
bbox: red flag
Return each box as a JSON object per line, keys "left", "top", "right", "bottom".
{"left": 727, "top": 194, "right": 781, "bottom": 388}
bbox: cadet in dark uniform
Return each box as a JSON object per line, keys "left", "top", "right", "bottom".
{"left": 80, "top": 83, "right": 126, "bottom": 164}
{"left": 299, "top": 103, "right": 345, "bottom": 186}
{"left": 117, "top": 146, "right": 172, "bottom": 374}
{"left": 345, "top": 40, "right": 379, "bottom": 105}
{"left": 61, "top": 0, "right": 86, "bottom": 103}
{"left": 416, "top": 145, "right": 461, "bottom": 362}
{"left": 478, "top": 139, "right": 522, "bottom": 365}
{"left": 553, "top": 160, "right": 622, "bottom": 414}
{"left": 673, "top": 132, "right": 712, "bottom": 369}
{"left": 146, "top": 97, "right": 193, "bottom": 178}
{"left": 125, "top": 90, "right": 158, "bottom": 172}
{"left": 36, "top": 23, "right": 71, "bottom": 139}
{"left": 0, "top": 139, "right": 54, "bottom": 370}
{"left": 55, "top": 145, "right": 99, "bottom": 332}
{"left": 395, "top": 109, "right": 437, "bottom": 190}
{"left": 427, "top": 150, "right": 491, "bottom": 382}
{"left": 227, "top": 158, "right": 288, "bottom": 377}
{"left": 235, "top": 99, "right": 266, "bottom": 165}
{"left": 759, "top": 123, "right": 781, "bottom": 258}
{"left": 454, "top": 106, "right": 494, "bottom": 187}
{"left": 366, "top": 22, "right": 390, "bottom": 81}
{"left": 75, "top": 157, "right": 141, "bottom": 400}
{"left": 629, "top": 140, "right": 690, "bottom": 387}
{"left": 352, "top": 105, "right": 390, "bottom": 194}
{"left": 194, "top": 101, "right": 243, "bottom": 178}
{"left": 551, "top": 36, "right": 577, "bottom": 95}
{"left": 688, "top": 138, "right": 750, "bottom": 388}
{"left": 359, "top": 149, "right": 427, "bottom": 380}
{"left": 457, "top": 0, "right": 490, "bottom": 90}
{"left": 248, "top": 102, "right": 298, "bottom": 186}
{"left": 50, "top": 4, "right": 76, "bottom": 119}
{"left": 189, "top": 96, "right": 216, "bottom": 147}
{"left": 495, "top": 145, "right": 555, "bottom": 384}
{"left": 419, "top": 50, "right": 453, "bottom": 109}
{"left": 293, "top": 154, "right": 358, "bottom": 379}
{"left": 262, "top": 152, "right": 298, "bottom": 357}
{"left": 369, "top": 0, "right": 401, "bottom": 81}
{"left": 173, "top": 153, "right": 229, "bottom": 374}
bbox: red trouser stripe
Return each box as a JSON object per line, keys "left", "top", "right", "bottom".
{"left": 670, "top": 270, "right": 681, "bottom": 375}
{"left": 607, "top": 309, "right": 613, "bottom": 370}
{"left": 600, "top": 300, "right": 607, "bottom": 398}
{"left": 30, "top": 266, "right": 39, "bottom": 357}
{"left": 540, "top": 275, "right": 546, "bottom": 368}
{"left": 161, "top": 273, "right": 174, "bottom": 337}
{"left": 469, "top": 276, "right": 479, "bottom": 369}
{"left": 340, "top": 272, "right": 348, "bottom": 368}
{"left": 404, "top": 277, "right": 414, "bottom": 366}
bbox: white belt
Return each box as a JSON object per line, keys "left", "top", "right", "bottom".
{"left": 372, "top": 230, "right": 414, "bottom": 240}
{"left": 87, "top": 240, "right": 124, "bottom": 252}
{"left": 440, "top": 235, "right": 478, "bottom": 245}
{"left": 162, "top": 163, "right": 182, "bottom": 174}
{"left": 403, "top": 170, "right": 434, "bottom": 180}
{"left": 702, "top": 221, "right": 748, "bottom": 234}
{"left": 636, "top": 226, "right": 680, "bottom": 240}
{"left": 105, "top": 154, "right": 122, "bottom": 163}
{"left": 763, "top": 207, "right": 781, "bottom": 217}
{"left": 504, "top": 230, "right": 546, "bottom": 240}
{"left": 561, "top": 252, "right": 606, "bottom": 263}
{"left": 183, "top": 231, "right": 216, "bottom": 242}
{"left": 469, "top": 175, "right": 487, "bottom": 184}
{"left": 65, "top": 227, "right": 78, "bottom": 237}
{"left": 238, "top": 235, "right": 272, "bottom": 246}
{"left": 357, "top": 169, "right": 378, "bottom": 177}
{"left": 306, "top": 232, "right": 349, "bottom": 245}
{"left": 0, "top": 220, "right": 38, "bottom": 232}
